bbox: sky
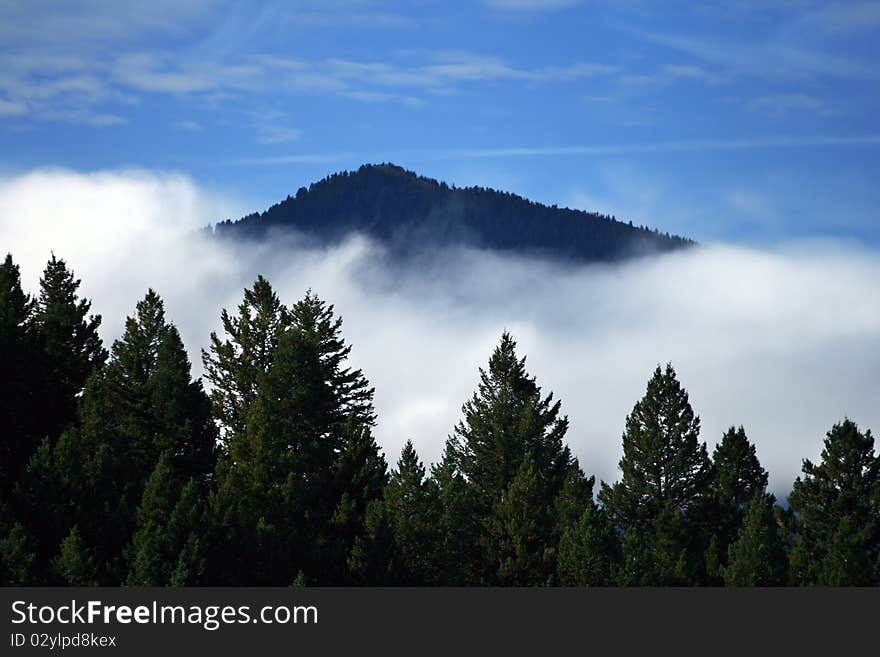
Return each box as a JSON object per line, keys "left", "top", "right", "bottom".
{"left": 2, "top": 0, "right": 879, "bottom": 245}
{"left": 2, "top": 1, "right": 880, "bottom": 494}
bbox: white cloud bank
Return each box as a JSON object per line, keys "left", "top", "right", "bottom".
{"left": 1, "top": 169, "right": 879, "bottom": 497}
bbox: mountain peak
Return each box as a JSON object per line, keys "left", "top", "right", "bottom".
{"left": 214, "top": 164, "right": 693, "bottom": 262}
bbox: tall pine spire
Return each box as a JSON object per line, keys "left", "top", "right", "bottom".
{"left": 599, "top": 363, "right": 711, "bottom": 585}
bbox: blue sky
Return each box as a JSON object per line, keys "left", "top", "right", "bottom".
{"left": 2, "top": 0, "right": 879, "bottom": 245}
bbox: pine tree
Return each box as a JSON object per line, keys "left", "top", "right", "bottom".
{"left": 203, "top": 276, "right": 291, "bottom": 442}
{"left": 328, "top": 423, "right": 388, "bottom": 583}
{"left": 788, "top": 419, "right": 880, "bottom": 586}
{"left": 0, "top": 253, "right": 38, "bottom": 492}
{"left": 0, "top": 499, "right": 38, "bottom": 586}
{"left": 492, "top": 456, "right": 555, "bottom": 585}
{"left": 53, "top": 526, "right": 97, "bottom": 586}
{"left": 126, "top": 456, "right": 207, "bottom": 586}
{"left": 555, "top": 462, "right": 618, "bottom": 586}
{"left": 347, "top": 499, "right": 395, "bottom": 585}
{"left": 209, "top": 287, "right": 379, "bottom": 585}
{"left": 430, "top": 445, "right": 483, "bottom": 585}
{"left": 723, "top": 494, "right": 786, "bottom": 586}
{"left": 447, "top": 332, "right": 572, "bottom": 583}
{"left": 385, "top": 441, "right": 441, "bottom": 584}
{"left": 705, "top": 426, "right": 771, "bottom": 581}
{"left": 32, "top": 254, "right": 106, "bottom": 443}
{"left": 599, "top": 363, "right": 711, "bottom": 585}
{"left": 40, "top": 290, "right": 216, "bottom": 584}
{"left": 288, "top": 291, "right": 376, "bottom": 429}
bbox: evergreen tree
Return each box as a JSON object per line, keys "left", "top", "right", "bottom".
{"left": 32, "top": 254, "right": 106, "bottom": 444}
{"left": 126, "top": 455, "right": 207, "bottom": 586}
{"left": 209, "top": 287, "right": 380, "bottom": 585}
{"left": 328, "top": 423, "right": 388, "bottom": 583}
{"left": 39, "top": 291, "right": 216, "bottom": 583}
{"left": 288, "top": 292, "right": 376, "bottom": 430}
{"left": 723, "top": 494, "right": 786, "bottom": 586}
{"left": 788, "top": 419, "right": 880, "bottom": 586}
{"left": 447, "top": 332, "right": 572, "bottom": 583}
{"left": 430, "top": 445, "right": 483, "bottom": 585}
{"left": 599, "top": 364, "right": 711, "bottom": 585}
{"left": 203, "top": 276, "right": 291, "bottom": 443}
{"left": 385, "top": 441, "right": 441, "bottom": 584}
{"left": 0, "top": 499, "right": 38, "bottom": 586}
{"left": 705, "top": 426, "right": 771, "bottom": 581}
{"left": 555, "top": 462, "right": 618, "bottom": 586}
{"left": 347, "top": 499, "right": 396, "bottom": 585}
{"left": 53, "top": 526, "right": 97, "bottom": 586}
{"left": 491, "top": 456, "right": 555, "bottom": 585}
{"left": 0, "top": 253, "right": 38, "bottom": 492}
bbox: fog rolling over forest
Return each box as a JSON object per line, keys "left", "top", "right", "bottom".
{"left": 2, "top": 167, "right": 879, "bottom": 496}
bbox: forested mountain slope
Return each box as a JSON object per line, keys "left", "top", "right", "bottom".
{"left": 213, "top": 164, "right": 693, "bottom": 261}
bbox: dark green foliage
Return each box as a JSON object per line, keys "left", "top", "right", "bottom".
{"left": 429, "top": 446, "right": 484, "bottom": 585}
{"left": 4, "top": 254, "right": 880, "bottom": 587}
{"left": 126, "top": 455, "right": 207, "bottom": 586}
{"left": 22, "top": 289, "right": 217, "bottom": 584}
{"left": 53, "top": 526, "right": 97, "bottom": 586}
{"left": 0, "top": 253, "right": 38, "bottom": 493}
{"left": 328, "top": 423, "right": 389, "bottom": 583}
{"left": 788, "top": 419, "right": 880, "bottom": 586}
{"left": 208, "top": 284, "right": 382, "bottom": 585}
{"left": 214, "top": 164, "right": 693, "bottom": 263}
{"left": 203, "top": 275, "right": 291, "bottom": 442}
{"left": 599, "top": 364, "right": 712, "bottom": 585}
{"left": 723, "top": 494, "right": 787, "bottom": 586}
{"left": 491, "top": 457, "right": 555, "bottom": 585}
{"left": 447, "top": 332, "right": 572, "bottom": 584}
{"left": 384, "top": 441, "right": 441, "bottom": 585}
{"left": 347, "top": 499, "right": 396, "bottom": 585}
{"left": 32, "top": 255, "right": 106, "bottom": 444}
{"left": 0, "top": 499, "right": 38, "bottom": 586}
{"left": 555, "top": 463, "right": 618, "bottom": 586}
{"left": 705, "top": 426, "right": 771, "bottom": 582}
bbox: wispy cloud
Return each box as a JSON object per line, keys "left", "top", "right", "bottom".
{"left": 792, "top": 1, "right": 880, "bottom": 37}
{"left": 0, "top": 0, "right": 220, "bottom": 49}
{"left": 726, "top": 190, "right": 773, "bottom": 217}
{"left": 638, "top": 29, "right": 876, "bottom": 81}
{"left": 172, "top": 119, "right": 204, "bottom": 131}
{"left": 483, "top": 0, "right": 582, "bottom": 10}
{"left": 421, "top": 134, "right": 880, "bottom": 159}
{"left": 224, "top": 134, "right": 880, "bottom": 169}
{"left": 747, "top": 93, "right": 835, "bottom": 117}
{"left": 0, "top": 46, "right": 619, "bottom": 127}
{"left": 225, "top": 152, "right": 359, "bottom": 166}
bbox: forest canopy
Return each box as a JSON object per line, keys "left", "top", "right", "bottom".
{"left": 1, "top": 252, "right": 878, "bottom": 587}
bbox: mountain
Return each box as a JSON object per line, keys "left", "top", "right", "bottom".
{"left": 213, "top": 163, "right": 693, "bottom": 262}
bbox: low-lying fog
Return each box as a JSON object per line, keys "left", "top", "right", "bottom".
{"left": 3, "top": 168, "right": 878, "bottom": 497}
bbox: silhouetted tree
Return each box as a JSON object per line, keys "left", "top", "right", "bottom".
{"left": 32, "top": 254, "right": 106, "bottom": 444}
{"left": 0, "top": 254, "right": 38, "bottom": 492}
{"left": 704, "top": 426, "right": 771, "bottom": 582}
{"left": 788, "top": 419, "right": 880, "bottom": 586}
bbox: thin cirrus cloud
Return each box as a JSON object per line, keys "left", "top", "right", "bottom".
{"left": 1, "top": 168, "right": 878, "bottom": 496}
{"left": 223, "top": 133, "right": 880, "bottom": 166}
{"left": 483, "top": 0, "right": 582, "bottom": 10}
{"left": 637, "top": 29, "right": 876, "bottom": 81}
{"left": 0, "top": 48, "right": 618, "bottom": 130}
